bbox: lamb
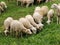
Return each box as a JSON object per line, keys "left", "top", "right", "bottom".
{"left": 33, "top": 12, "right": 44, "bottom": 29}
{"left": 0, "top": 1, "right": 7, "bottom": 10}
{"left": 19, "top": 18, "right": 37, "bottom": 34}
{"left": 47, "top": 9, "right": 54, "bottom": 24}
{"left": 25, "top": 15, "right": 40, "bottom": 29}
{"left": 17, "top": 0, "right": 34, "bottom": 7}
{"left": 4, "top": 17, "right": 13, "bottom": 36}
{"left": 51, "top": 4, "right": 60, "bottom": 24}
{"left": 10, "top": 20, "right": 32, "bottom": 37}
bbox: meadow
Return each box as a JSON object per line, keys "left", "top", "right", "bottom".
{"left": 0, "top": 0, "right": 60, "bottom": 45}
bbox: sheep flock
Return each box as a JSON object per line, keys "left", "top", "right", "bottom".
{"left": 0, "top": 0, "right": 59, "bottom": 38}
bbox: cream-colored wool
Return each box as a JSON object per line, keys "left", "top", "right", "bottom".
{"left": 19, "top": 18, "right": 37, "bottom": 34}
{"left": 0, "top": 1, "right": 7, "bottom": 9}
{"left": 47, "top": 9, "right": 54, "bottom": 24}
{"left": 4, "top": 17, "right": 13, "bottom": 36}
{"left": 25, "top": 15, "right": 40, "bottom": 29}
{"left": 51, "top": 4, "right": 60, "bottom": 24}
{"left": 10, "top": 20, "right": 32, "bottom": 37}
{"left": 33, "top": 12, "right": 44, "bottom": 29}
{"left": 17, "top": 0, "right": 34, "bottom": 7}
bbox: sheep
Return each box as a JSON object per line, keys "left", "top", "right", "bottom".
{"left": 33, "top": 12, "right": 44, "bottom": 29}
{"left": 4, "top": 17, "right": 13, "bottom": 36}
{"left": 25, "top": 15, "right": 40, "bottom": 29}
{"left": 17, "top": 0, "right": 34, "bottom": 7}
{"left": 51, "top": 4, "right": 60, "bottom": 24}
{"left": 40, "top": 6, "right": 49, "bottom": 17}
{"left": 34, "top": 6, "right": 41, "bottom": 13}
{"left": 46, "top": 9, "right": 54, "bottom": 24}
{"left": 0, "top": 1, "right": 7, "bottom": 10}
{"left": 10, "top": 20, "right": 32, "bottom": 37}
{"left": 0, "top": 6, "right": 4, "bottom": 14}
{"left": 19, "top": 18, "right": 37, "bottom": 34}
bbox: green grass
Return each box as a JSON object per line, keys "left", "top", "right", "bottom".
{"left": 0, "top": 0, "right": 60, "bottom": 45}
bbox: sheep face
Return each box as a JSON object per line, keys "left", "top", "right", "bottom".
{"left": 26, "top": 29, "right": 32, "bottom": 35}
{"left": 51, "top": 4, "right": 58, "bottom": 9}
{"left": 5, "top": 5, "right": 7, "bottom": 9}
{"left": 46, "top": 20, "right": 51, "bottom": 25}
{"left": 31, "top": 27, "right": 37, "bottom": 34}
{"left": 36, "top": 25, "right": 40, "bottom": 29}
{"left": 38, "top": 23, "right": 44, "bottom": 29}
{"left": 4, "top": 30, "right": 9, "bottom": 36}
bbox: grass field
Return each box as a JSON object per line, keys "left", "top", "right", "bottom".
{"left": 0, "top": 0, "right": 60, "bottom": 45}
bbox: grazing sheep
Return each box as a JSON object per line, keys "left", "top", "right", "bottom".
{"left": 47, "top": 9, "right": 54, "bottom": 24}
{"left": 51, "top": 4, "right": 60, "bottom": 24}
{"left": 25, "top": 15, "right": 40, "bottom": 29}
{"left": 33, "top": 12, "right": 44, "bottom": 29}
{"left": 17, "top": 0, "right": 34, "bottom": 7}
{"left": 0, "top": 1, "right": 7, "bottom": 10}
{"left": 10, "top": 20, "right": 32, "bottom": 37}
{"left": 4, "top": 17, "right": 13, "bottom": 36}
{"left": 34, "top": 6, "right": 41, "bottom": 13}
{"left": 19, "top": 18, "right": 37, "bottom": 34}
{"left": 33, "top": 12, "right": 43, "bottom": 24}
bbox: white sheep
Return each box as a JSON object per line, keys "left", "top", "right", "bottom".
{"left": 33, "top": 12, "right": 44, "bottom": 29}
{"left": 4, "top": 17, "right": 13, "bottom": 36}
{"left": 40, "top": 6, "right": 49, "bottom": 16}
{"left": 19, "top": 18, "right": 37, "bottom": 34}
{"left": 25, "top": 15, "right": 40, "bottom": 29}
{"left": 51, "top": 4, "right": 60, "bottom": 24}
{"left": 17, "top": 0, "right": 34, "bottom": 7}
{"left": 10, "top": 20, "right": 32, "bottom": 37}
{"left": 34, "top": 6, "right": 41, "bottom": 13}
{"left": 47, "top": 9, "right": 54, "bottom": 24}
{"left": 0, "top": 1, "right": 7, "bottom": 9}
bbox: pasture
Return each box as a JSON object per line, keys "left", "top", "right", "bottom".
{"left": 0, "top": 0, "right": 60, "bottom": 45}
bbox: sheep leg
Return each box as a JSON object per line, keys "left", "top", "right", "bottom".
{"left": 16, "top": 31, "right": 18, "bottom": 37}
{"left": 0, "top": 11, "right": 1, "bottom": 15}
{"left": 59, "top": 17, "right": 60, "bottom": 24}
{"left": 21, "top": 32, "right": 23, "bottom": 38}
{"left": 51, "top": 17, "right": 53, "bottom": 23}
{"left": 21, "top": 3, "right": 23, "bottom": 7}
{"left": 26, "top": 3, "right": 30, "bottom": 8}
{"left": 39, "top": 0, "right": 41, "bottom": 4}
{"left": 17, "top": 1, "right": 19, "bottom": 6}
{"left": 57, "top": 16, "right": 59, "bottom": 24}
{"left": 32, "top": 3, "right": 33, "bottom": 6}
